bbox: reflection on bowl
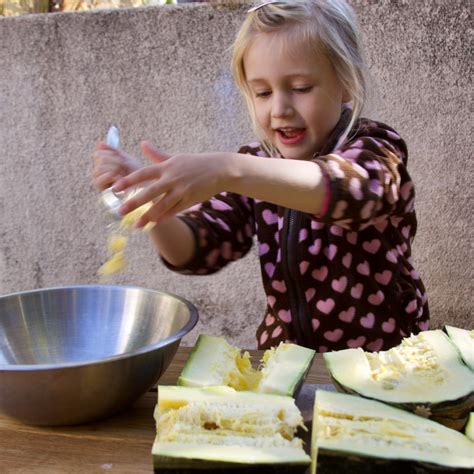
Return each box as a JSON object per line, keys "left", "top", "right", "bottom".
{"left": 0, "top": 285, "right": 198, "bottom": 426}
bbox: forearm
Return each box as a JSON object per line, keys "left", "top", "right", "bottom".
{"left": 148, "top": 217, "right": 196, "bottom": 267}
{"left": 224, "top": 153, "right": 325, "bottom": 214}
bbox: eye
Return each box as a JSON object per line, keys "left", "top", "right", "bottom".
{"left": 254, "top": 90, "right": 272, "bottom": 98}
{"left": 293, "top": 86, "right": 313, "bottom": 93}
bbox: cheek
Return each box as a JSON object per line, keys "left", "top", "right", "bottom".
{"left": 254, "top": 105, "right": 269, "bottom": 129}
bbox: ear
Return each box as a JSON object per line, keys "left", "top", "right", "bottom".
{"left": 341, "top": 86, "right": 352, "bottom": 104}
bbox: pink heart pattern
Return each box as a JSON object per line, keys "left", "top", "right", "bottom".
{"left": 346, "top": 232, "right": 358, "bottom": 245}
{"left": 375, "top": 270, "right": 392, "bottom": 285}
{"left": 309, "top": 239, "right": 322, "bottom": 255}
{"left": 342, "top": 252, "right": 352, "bottom": 268}
{"left": 312, "top": 266, "right": 328, "bottom": 282}
{"left": 351, "top": 283, "right": 363, "bottom": 299}
{"left": 278, "top": 309, "right": 292, "bottom": 323}
{"left": 258, "top": 242, "right": 270, "bottom": 256}
{"left": 339, "top": 306, "right": 356, "bottom": 323}
{"left": 305, "top": 288, "right": 316, "bottom": 302}
{"left": 262, "top": 209, "right": 278, "bottom": 225}
{"left": 332, "top": 200, "right": 348, "bottom": 219}
{"left": 267, "top": 295, "right": 276, "bottom": 307}
{"left": 347, "top": 336, "right": 366, "bottom": 348}
{"left": 330, "top": 225, "right": 343, "bottom": 236}
{"left": 360, "top": 313, "right": 375, "bottom": 328}
{"left": 356, "top": 261, "right": 370, "bottom": 276}
{"left": 272, "top": 280, "right": 286, "bottom": 293}
{"left": 299, "top": 228, "right": 308, "bottom": 242}
{"left": 382, "top": 318, "right": 396, "bottom": 333}
{"left": 316, "top": 298, "right": 335, "bottom": 314}
{"left": 264, "top": 262, "right": 275, "bottom": 278}
{"left": 331, "top": 276, "right": 347, "bottom": 293}
{"left": 405, "top": 299, "right": 417, "bottom": 314}
{"left": 418, "top": 320, "right": 430, "bottom": 331}
{"left": 299, "top": 261, "right": 310, "bottom": 275}
{"left": 272, "top": 326, "right": 283, "bottom": 338}
{"left": 265, "top": 313, "right": 275, "bottom": 326}
{"left": 324, "top": 244, "right": 338, "bottom": 260}
{"left": 213, "top": 142, "right": 428, "bottom": 352}
{"left": 324, "top": 329, "right": 343, "bottom": 342}
{"left": 368, "top": 291, "right": 385, "bottom": 306}
{"left": 363, "top": 239, "right": 381, "bottom": 254}
{"left": 366, "top": 338, "right": 384, "bottom": 352}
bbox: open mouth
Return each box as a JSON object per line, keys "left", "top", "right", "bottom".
{"left": 276, "top": 127, "right": 306, "bottom": 145}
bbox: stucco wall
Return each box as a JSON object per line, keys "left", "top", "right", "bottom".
{"left": 0, "top": 1, "right": 472, "bottom": 348}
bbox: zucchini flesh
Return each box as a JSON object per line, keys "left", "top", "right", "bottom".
{"left": 445, "top": 325, "right": 474, "bottom": 370}
{"left": 465, "top": 412, "right": 474, "bottom": 441}
{"left": 177, "top": 334, "right": 315, "bottom": 397}
{"left": 153, "top": 386, "right": 310, "bottom": 471}
{"left": 311, "top": 390, "right": 474, "bottom": 473}
{"left": 324, "top": 330, "right": 474, "bottom": 430}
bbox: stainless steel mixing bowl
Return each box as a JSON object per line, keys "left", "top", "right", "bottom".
{"left": 0, "top": 285, "right": 198, "bottom": 426}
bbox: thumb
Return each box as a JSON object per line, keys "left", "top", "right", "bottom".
{"left": 141, "top": 141, "right": 171, "bottom": 164}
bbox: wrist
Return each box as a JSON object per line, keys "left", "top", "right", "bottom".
{"left": 219, "top": 152, "right": 246, "bottom": 193}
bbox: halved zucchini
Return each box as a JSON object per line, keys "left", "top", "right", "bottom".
{"left": 177, "top": 335, "right": 315, "bottom": 397}
{"left": 445, "top": 325, "right": 474, "bottom": 370}
{"left": 152, "top": 385, "right": 310, "bottom": 472}
{"left": 323, "top": 330, "right": 474, "bottom": 430}
{"left": 311, "top": 390, "right": 474, "bottom": 473}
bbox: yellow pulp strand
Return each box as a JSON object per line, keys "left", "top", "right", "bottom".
{"left": 157, "top": 401, "right": 302, "bottom": 444}
{"left": 317, "top": 409, "right": 445, "bottom": 453}
{"left": 367, "top": 334, "right": 445, "bottom": 387}
{"left": 99, "top": 201, "right": 153, "bottom": 277}
{"left": 98, "top": 251, "right": 126, "bottom": 276}
{"left": 226, "top": 352, "right": 262, "bottom": 391}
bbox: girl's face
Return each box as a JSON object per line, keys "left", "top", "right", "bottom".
{"left": 244, "top": 31, "right": 350, "bottom": 160}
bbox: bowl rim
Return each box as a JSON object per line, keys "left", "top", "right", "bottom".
{"left": 0, "top": 284, "right": 199, "bottom": 372}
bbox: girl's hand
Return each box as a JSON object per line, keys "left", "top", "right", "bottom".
{"left": 113, "top": 141, "right": 230, "bottom": 228}
{"left": 92, "top": 142, "right": 143, "bottom": 191}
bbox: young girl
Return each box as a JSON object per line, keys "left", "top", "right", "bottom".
{"left": 93, "top": 0, "right": 429, "bottom": 352}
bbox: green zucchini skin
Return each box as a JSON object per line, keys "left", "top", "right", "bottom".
{"left": 316, "top": 453, "right": 473, "bottom": 474}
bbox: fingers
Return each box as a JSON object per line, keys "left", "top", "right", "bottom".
{"left": 141, "top": 141, "right": 171, "bottom": 164}
{"left": 95, "top": 141, "right": 115, "bottom": 151}
{"left": 118, "top": 178, "right": 166, "bottom": 215}
{"left": 135, "top": 190, "right": 184, "bottom": 228}
{"left": 94, "top": 171, "right": 121, "bottom": 190}
{"left": 112, "top": 165, "right": 163, "bottom": 193}
{"left": 92, "top": 150, "right": 121, "bottom": 189}
{"left": 92, "top": 151, "right": 126, "bottom": 174}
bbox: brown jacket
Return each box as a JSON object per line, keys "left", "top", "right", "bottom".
{"left": 164, "top": 110, "right": 429, "bottom": 351}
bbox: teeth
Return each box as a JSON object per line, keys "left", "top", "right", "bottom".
{"left": 278, "top": 128, "right": 303, "bottom": 139}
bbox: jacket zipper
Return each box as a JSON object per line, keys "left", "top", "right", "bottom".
{"left": 281, "top": 208, "right": 314, "bottom": 347}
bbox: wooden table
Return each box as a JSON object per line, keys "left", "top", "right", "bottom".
{"left": 0, "top": 347, "right": 332, "bottom": 473}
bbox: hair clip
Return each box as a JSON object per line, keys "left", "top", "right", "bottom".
{"left": 247, "top": 1, "right": 286, "bottom": 13}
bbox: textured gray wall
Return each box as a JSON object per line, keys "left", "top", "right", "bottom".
{"left": 0, "top": 1, "right": 472, "bottom": 348}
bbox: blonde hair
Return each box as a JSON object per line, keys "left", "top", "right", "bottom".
{"left": 231, "top": 0, "right": 367, "bottom": 154}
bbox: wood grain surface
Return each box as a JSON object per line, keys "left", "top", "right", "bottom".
{"left": 0, "top": 347, "right": 331, "bottom": 473}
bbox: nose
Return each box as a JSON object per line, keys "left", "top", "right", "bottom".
{"left": 271, "top": 91, "right": 294, "bottom": 119}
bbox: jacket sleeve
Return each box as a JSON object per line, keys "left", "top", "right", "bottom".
{"left": 161, "top": 146, "right": 257, "bottom": 275}
{"left": 313, "top": 120, "right": 415, "bottom": 231}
